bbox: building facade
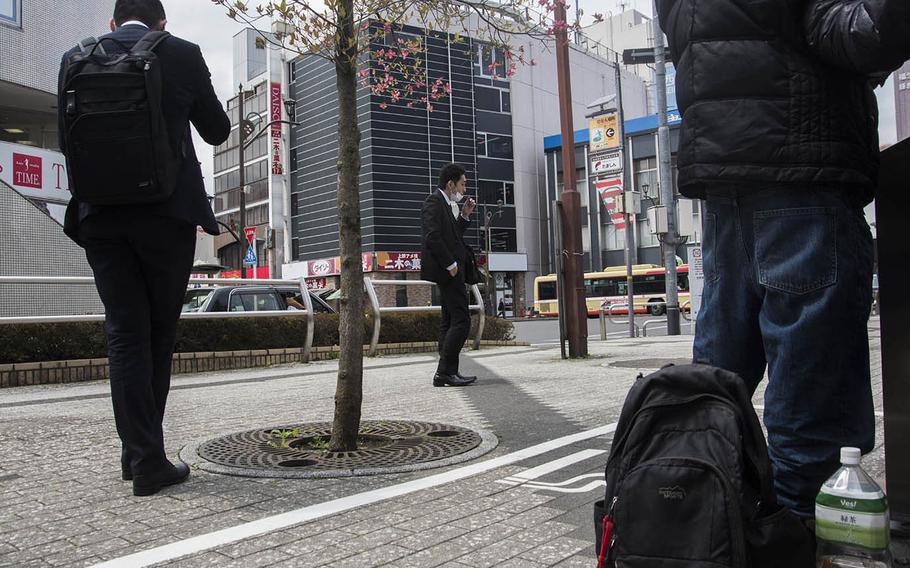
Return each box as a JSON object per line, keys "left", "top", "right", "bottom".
{"left": 212, "top": 28, "right": 293, "bottom": 278}
{"left": 0, "top": 0, "right": 109, "bottom": 316}
{"left": 282, "top": 22, "right": 647, "bottom": 314}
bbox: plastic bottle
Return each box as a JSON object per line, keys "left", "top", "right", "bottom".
{"left": 816, "top": 447, "right": 892, "bottom": 568}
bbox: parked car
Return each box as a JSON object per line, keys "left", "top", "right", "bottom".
{"left": 181, "top": 286, "right": 335, "bottom": 314}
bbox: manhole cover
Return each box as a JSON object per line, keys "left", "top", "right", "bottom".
{"left": 610, "top": 358, "right": 692, "bottom": 369}
{"left": 184, "top": 420, "right": 496, "bottom": 478}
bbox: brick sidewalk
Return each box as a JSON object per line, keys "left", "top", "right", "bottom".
{"left": 0, "top": 325, "right": 898, "bottom": 567}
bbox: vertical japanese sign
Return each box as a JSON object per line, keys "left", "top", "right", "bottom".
{"left": 270, "top": 82, "right": 283, "bottom": 175}
{"left": 595, "top": 177, "right": 626, "bottom": 229}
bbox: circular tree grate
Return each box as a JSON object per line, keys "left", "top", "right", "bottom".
{"left": 187, "top": 420, "right": 493, "bottom": 478}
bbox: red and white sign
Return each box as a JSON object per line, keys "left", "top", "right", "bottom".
{"left": 0, "top": 142, "right": 70, "bottom": 203}
{"left": 270, "top": 82, "right": 283, "bottom": 175}
{"left": 221, "top": 266, "right": 271, "bottom": 279}
{"left": 244, "top": 226, "right": 257, "bottom": 245}
{"left": 13, "top": 153, "right": 41, "bottom": 189}
{"left": 305, "top": 277, "right": 328, "bottom": 291}
{"left": 302, "top": 253, "right": 373, "bottom": 277}
{"left": 596, "top": 177, "right": 626, "bottom": 229}
{"left": 376, "top": 252, "right": 421, "bottom": 272}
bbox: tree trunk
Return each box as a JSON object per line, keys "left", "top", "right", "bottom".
{"left": 329, "top": 0, "right": 364, "bottom": 452}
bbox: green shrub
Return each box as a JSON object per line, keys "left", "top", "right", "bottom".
{"left": 0, "top": 313, "right": 513, "bottom": 364}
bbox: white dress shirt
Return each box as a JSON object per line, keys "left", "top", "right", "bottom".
{"left": 437, "top": 189, "right": 468, "bottom": 272}
{"left": 119, "top": 20, "right": 149, "bottom": 28}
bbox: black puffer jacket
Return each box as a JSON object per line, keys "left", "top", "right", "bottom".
{"left": 657, "top": 0, "right": 910, "bottom": 205}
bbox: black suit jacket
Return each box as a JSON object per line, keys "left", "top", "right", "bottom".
{"left": 421, "top": 190, "right": 470, "bottom": 285}
{"left": 59, "top": 24, "right": 230, "bottom": 244}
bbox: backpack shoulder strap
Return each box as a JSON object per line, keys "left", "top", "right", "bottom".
{"left": 131, "top": 31, "right": 171, "bottom": 54}
{"left": 77, "top": 36, "right": 106, "bottom": 56}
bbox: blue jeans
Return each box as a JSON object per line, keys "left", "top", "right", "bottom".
{"left": 693, "top": 188, "right": 875, "bottom": 517}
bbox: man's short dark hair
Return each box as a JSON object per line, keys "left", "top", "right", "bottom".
{"left": 438, "top": 163, "right": 466, "bottom": 189}
{"left": 113, "top": 0, "right": 166, "bottom": 28}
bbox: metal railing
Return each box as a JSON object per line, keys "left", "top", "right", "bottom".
{"left": 363, "top": 277, "right": 485, "bottom": 357}
{"left": 599, "top": 303, "right": 641, "bottom": 340}
{"left": 598, "top": 299, "right": 698, "bottom": 339}
{"left": 0, "top": 276, "right": 317, "bottom": 363}
{"left": 640, "top": 300, "right": 695, "bottom": 337}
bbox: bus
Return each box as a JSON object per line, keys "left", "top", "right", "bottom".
{"left": 533, "top": 264, "right": 690, "bottom": 317}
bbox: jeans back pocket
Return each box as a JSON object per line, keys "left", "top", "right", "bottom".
{"left": 753, "top": 207, "right": 837, "bottom": 294}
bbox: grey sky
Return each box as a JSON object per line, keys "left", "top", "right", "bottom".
{"left": 161, "top": 0, "right": 899, "bottom": 192}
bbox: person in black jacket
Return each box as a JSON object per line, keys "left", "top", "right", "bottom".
{"left": 657, "top": 0, "right": 910, "bottom": 517}
{"left": 421, "top": 164, "right": 478, "bottom": 387}
{"left": 58, "top": 0, "right": 230, "bottom": 496}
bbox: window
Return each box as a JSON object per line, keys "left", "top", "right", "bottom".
{"left": 486, "top": 135, "right": 513, "bottom": 159}
{"left": 0, "top": 0, "right": 22, "bottom": 28}
{"left": 501, "top": 91, "right": 511, "bottom": 112}
{"left": 638, "top": 218, "right": 660, "bottom": 248}
{"left": 490, "top": 228, "right": 516, "bottom": 252}
{"left": 477, "top": 132, "right": 512, "bottom": 159}
{"left": 229, "top": 293, "right": 280, "bottom": 312}
{"left": 538, "top": 281, "right": 557, "bottom": 301}
{"left": 475, "top": 87, "right": 502, "bottom": 112}
{"left": 634, "top": 157, "right": 659, "bottom": 202}
{"left": 586, "top": 278, "right": 618, "bottom": 298}
{"left": 634, "top": 274, "right": 666, "bottom": 295}
{"left": 291, "top": 238, "right": 300, "bottom": 261}
{"left": 602, "top": 223, "right": 626, "bottom": 251}
{"left": 477, "top": 43, "right": 507, "bottom": 78}
{"left": 290, "top": 193, "right": 299, "bottom": 216}
{"left": 290, "top": 148, "right": 298, "bottom": 172}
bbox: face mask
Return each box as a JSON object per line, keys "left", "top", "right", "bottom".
{"left": 454, "top": 192, "right": 464, "bottom": 203}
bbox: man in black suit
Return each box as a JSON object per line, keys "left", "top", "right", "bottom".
{"left": 421, "top": 164, "right": 479, "bottom": 387}
{"left": 59, "top": 0, "right": 230, "bottom": 496}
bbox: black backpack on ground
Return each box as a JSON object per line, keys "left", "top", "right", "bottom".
{"left": 594, "top": 364, "right": 815, "bottom": 568}
{"left": 60, "top": 32, "right": 180, "bottom": 205}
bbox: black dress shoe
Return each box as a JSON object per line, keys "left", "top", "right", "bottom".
{"left": 132, "top": 462, "right": 190, "bottom": 496}
{"left": 433, "top": 372, "right": 473, "bottom": 387}
{"left": 454, "top": 373, "right": 477, "bottom": 383}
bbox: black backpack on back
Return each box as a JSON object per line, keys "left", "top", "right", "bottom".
{"left": 594, "top": 364, "right": 815, "bottom": 568}
{"left": 60, "top": 32, "right": 179, "bottom": 205}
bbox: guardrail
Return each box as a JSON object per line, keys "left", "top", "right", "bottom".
{"left": 599, "top": 303, "right": 641, "bottom": 339}
{"left": 598, "top": 299, "right": 698, "bottom": 339}
{"left": 363, "top": 277, "right": 485, "bottom": 357}
{"left": 0, "top": 276, "right": 317, "bottom": 363}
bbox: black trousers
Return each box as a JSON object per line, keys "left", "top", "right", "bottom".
{"left": 79, "top": 213, "right": 195, "bottom": 475}
{"left": 437, "top": 273, "right": 470, "bottom": 375}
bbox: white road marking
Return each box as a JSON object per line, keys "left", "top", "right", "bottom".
{"left": 497, "top": 449, "right": 606, "bottom": 484}
{"left": 521, "top": 479, "right": 606, "bottom": 494}
{"left": 90, "top": 422, "right": 618, "bottom": 568}
{"left": 508, "top": 472, "right": 604, "bottom": 488}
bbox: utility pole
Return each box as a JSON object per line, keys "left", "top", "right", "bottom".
{"left": 652, "top": 2, "right": 681, "bottom": 335}
{"left": 615, "top": 55, "right": 637, "bottom": 338}
{"left": 238, "top": 85, "right": 248, "bottom": 281}
{"left": 554, "top": 0, "right": 588, "bottom": 357}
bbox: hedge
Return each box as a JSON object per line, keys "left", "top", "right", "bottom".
{"left": 0, "top": 313, "right": 514, "bottom": 364}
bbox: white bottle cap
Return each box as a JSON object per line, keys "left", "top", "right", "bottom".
{"left": 841, "top": 447, "right": 862, "bottom": 465}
